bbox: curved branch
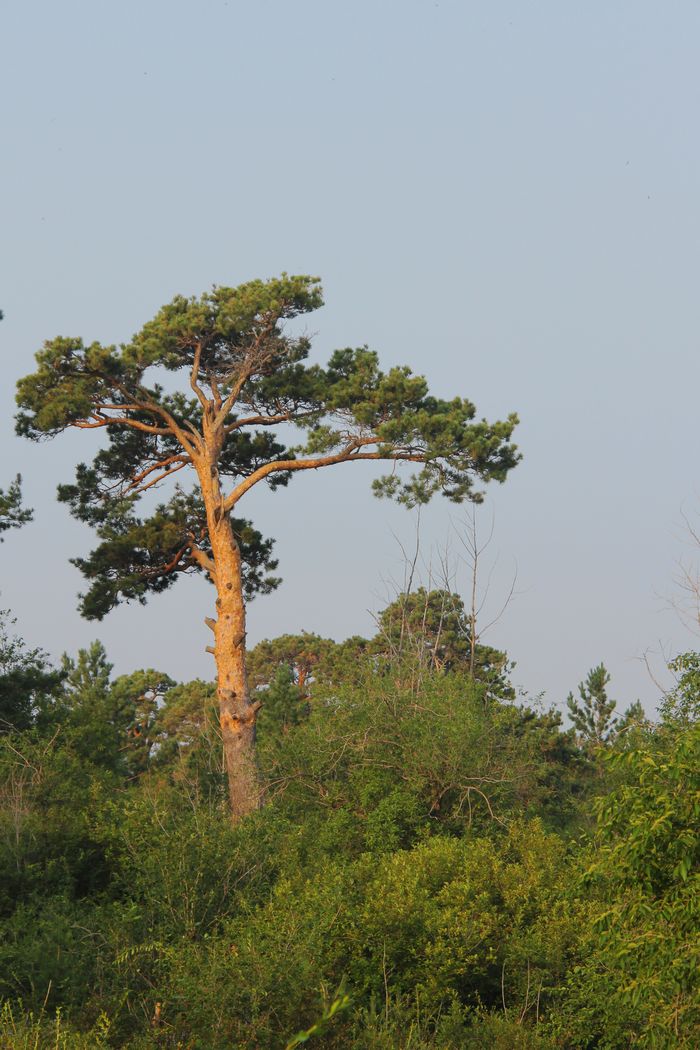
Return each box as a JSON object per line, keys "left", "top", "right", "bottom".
{"left": 222, "top": 406, "right": 323, "bottom": 434}
{"left": 223, "top": 447, "right": 426, "bottom": 511}
{"left": 141, "top": 543, "right": 191, "bottom": 578}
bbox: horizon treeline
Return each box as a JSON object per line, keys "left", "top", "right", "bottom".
{"left": 0, "top": 583, "right": 698, "bottom": 1048}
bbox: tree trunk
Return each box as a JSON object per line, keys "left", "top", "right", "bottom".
{"left": 212, "top": 535, "right": 263, "bottom": 819}
{"left": 203, "top": 481, "right": 262, "bottom": 820}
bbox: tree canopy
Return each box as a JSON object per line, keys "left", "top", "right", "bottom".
{"left": 16, "top": 274, "right": 520, "bottom": 619}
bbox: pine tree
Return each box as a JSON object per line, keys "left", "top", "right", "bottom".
{"left": 566, "top": 663, "right": 617, "bottom": 747}
{"left": 17, "top": 275, "right": 520, "bottom": 818}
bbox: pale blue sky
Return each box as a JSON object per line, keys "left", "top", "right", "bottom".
{"left": 2, "top": 1, "right": 699, "bottom": 712}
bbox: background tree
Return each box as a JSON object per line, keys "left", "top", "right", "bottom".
{"left": 247, "top": 632, "right": 371, "bottom": 698}
{"left": 58, "top": 643, "right": 173, "bottom": 777}
{"left": 109, "top": 667, "right": 175, "bottom": 777}
{"left": 256, "top": 664, "right": 310, "bottom": 742}
{"left": 0, "top": 611, "right": 63, "bottom": 733}
{"left": 16, "top": 274, "right": 520, "bottom": 819}
{"left": 372, "top": 587, "right": 513, "bottom": 697}
{"left": 0, "top": 305, "right": 31, "bottom": 538}
{"left": 59, "top": 642, "right": 117, "bottom": 771}
{"left": 247, "top": 633, "right": 341, "bottom": 693}
{"left": 660, "top": 651, "right": 700, "bottom": 726}
{"left": 373, "top": 588, "right": 466, "bottom": 671}
{"left": 567, "top": 663, "right": 645, "bottom": 755}
{"left": 0, "top": 476, "right": 32, "bottom": 539}
{"left": 615, "top": 698, "right": 646, "bottom": 736}
{"left": 566, "top": 663, "right": 618, "bottom": 748}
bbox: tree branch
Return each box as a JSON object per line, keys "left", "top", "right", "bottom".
{"left": 189, "top": 544, "right": 217, "bottom": 580}
{"left": 128, "top": 458, "right": 190, "bottom": 496}
{"left": 213, "top": 371, "right": 255, "bottom": 430}
{"left": 212, "top": 316, "right": 283, "bottom": 428}
{"left": 74, "top": 416, "right": 170, "bottom": 436}
{"left": 223, "top": 447, "right": 426, "bottom": 511}
{"left": 223, "top": 411, "right": 295, "bottom": 434}
{"left": 144, "top": 543, "right": 192, "bottom": 578}
{"left": 111, "top": 379, "right": 203, "bottom": 457}
{"left": 189, "top": 342, "right": 210, "bottom": 411}
{"left": 128, "top": 453, "right": 190, "bottom": 490}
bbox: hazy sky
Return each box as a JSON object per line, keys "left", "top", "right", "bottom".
{"left": 2, "top": 1, "right": 699, "bottom": 713}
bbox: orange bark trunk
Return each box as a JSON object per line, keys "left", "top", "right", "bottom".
{"left": 200, "top": 460, "right": 262, "bottom": 820}
{"left": 211, "top": 528, "right": 262, "bottom": 819}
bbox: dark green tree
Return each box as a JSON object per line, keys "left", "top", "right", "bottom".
{"left": 373, "top": 587, "right": 513, "bottom": 695}
{"left": 247, "top": 632, "right": 341, "bottom": 693}
{"left": 247, "top": 633, "right": 371, "bottom": 698}
{"left": 16, "top": 274, "right": 520, "bottom": 819}
{"left": 0, "top": 611, "right": 63, "bottom": 732}
{"left": 615, "top": 698, "right": 646, "bottom": 738}
{"left": 110, "top": 668, "right": 175, "bottom": 776}
{"left": 0, "top": 475, "right": 32, "bottom": 538}
{"left": 257, "top": 664, "right": 310, "bottom": 741}
{"left": 59, "top": 643, "right": 173, "bottom": 777}
{"left": 566, "top": 663, "right": 618, "bottom": 748}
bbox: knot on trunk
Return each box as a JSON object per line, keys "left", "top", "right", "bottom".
{"left": 219, "top": 691, "right": 262, "bottom": 731}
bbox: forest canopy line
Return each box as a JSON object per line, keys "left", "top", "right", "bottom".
{"left": 0, "top": 579, "right": 698, "bottom": 1046}
{"left": 15, "top": 274, "right": 520, "bottom": 820}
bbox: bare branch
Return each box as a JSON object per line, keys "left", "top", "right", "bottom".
{"left": 451, "top": 506, "right": 517, "bottom": 672}
{"left": 638, "top": 642, "right": 674, "bottom": 697}
{"left": 479, "top": 561, "right": 519, "bottom": 635}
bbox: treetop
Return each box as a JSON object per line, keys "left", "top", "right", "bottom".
{"left": 15, "top": 274, "right": 520, "bottom": 617}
